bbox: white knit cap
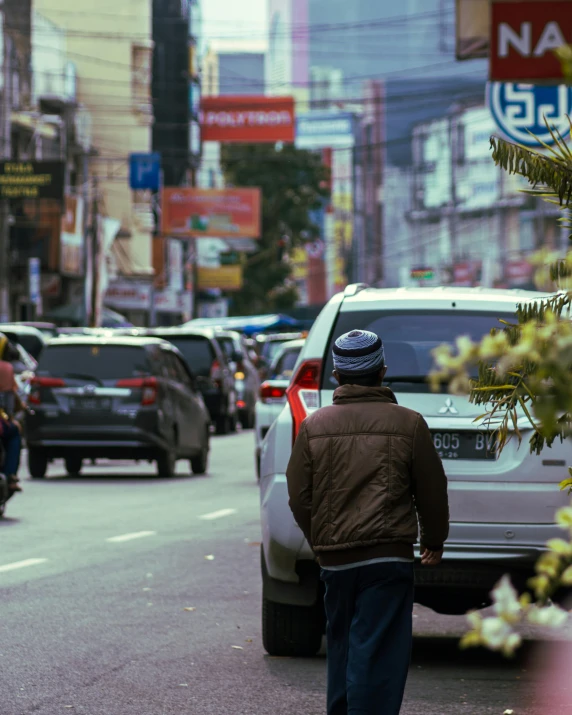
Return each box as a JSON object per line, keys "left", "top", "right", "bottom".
{"left": 332, "top": 330, "right": 385, "bottom": 376}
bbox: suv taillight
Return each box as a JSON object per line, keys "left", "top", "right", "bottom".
{"left": 116, "top": 377, "right": 158, "bottom": 406}
{"left": 286, "top": 359, "right": 322, "bottom": 441}
{"left": 259, "top": 382, "right": 287, "bottom": 403}
{"left": 29, "top": 376, "right": 66, "bottom": 405}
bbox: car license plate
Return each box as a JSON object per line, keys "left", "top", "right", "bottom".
{"left": 430, "top": 431, "right": 496, "bottom": 460}
{"left": 70, "top": 397, "right": 111, "bottom": 411}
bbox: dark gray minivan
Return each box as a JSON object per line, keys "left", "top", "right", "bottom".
{"left": 26, "top": 336, "right": 211, "bottom": 479}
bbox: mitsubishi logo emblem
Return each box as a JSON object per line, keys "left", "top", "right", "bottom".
{"left": 439, "top": 398, "right": 459, "bottom": 415}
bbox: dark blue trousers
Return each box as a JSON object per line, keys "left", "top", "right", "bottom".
{"left": 321, "top": 562, "right": 414, "bottom": 715}
{"left": 1, "top": 420, "right": 21, "bottom": 476}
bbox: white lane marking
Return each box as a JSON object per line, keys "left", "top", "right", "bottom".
{"left": 0, "top": 558, "right": 48, "bottom": 573}
{"left": 106, "top": 531, "right": 157, "bottom": 543}
{"left": 198, "top": 508, "right": 238, "bottom": 521}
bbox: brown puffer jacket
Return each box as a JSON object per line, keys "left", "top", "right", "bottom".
{"left": 286, "top": 384, "right": 449, "bottom": 567}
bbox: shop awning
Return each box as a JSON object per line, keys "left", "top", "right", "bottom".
{"left": 184, "top": 313, "right": 301, "bottom": 335}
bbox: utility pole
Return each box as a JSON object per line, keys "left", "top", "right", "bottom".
{"left": 89, "top": 178, "right": 100, "bottom": 328}
{"left": 0, "top": 30, "right": 12, "bottom": 322}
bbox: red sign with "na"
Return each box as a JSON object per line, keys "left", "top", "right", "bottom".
{"left": 490, "top": 0, "right": 572, "bottom": 83}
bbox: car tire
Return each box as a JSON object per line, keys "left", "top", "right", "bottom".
{"left": 215, "top": 413, "right": 229, "bottom": 435}
{"left": 65, "top": 456, "right": 83, "bottom": 477}
{"left": 190, "top": 432, "right": 210, "bottom": 476}
{"left": 156, "top": 449, "right": 176, "bottom": 478}
{"left": 262, "top": 596, "right": 323, "bottom": 657}
{"left": 28, "top": 449, "right": 48, "bottom": 479}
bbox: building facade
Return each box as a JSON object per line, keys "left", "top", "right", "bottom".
{"left": 36, "top": 0, "right": 156, "bottom": 294}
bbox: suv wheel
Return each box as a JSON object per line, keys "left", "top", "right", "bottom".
{"left": 190, "top": 432, "right": 210, "bottom": 475}
{"left": 28, "top": 449, "right": 48, "bottom": 479}
{"left": 65, "top": 456, "right": 83, "bottom": 476}
{"left": 157, "top": 449, "right": 176, "bottom": 478}
{"left": 262, "top": 596, "right": 323, "bottom": 657}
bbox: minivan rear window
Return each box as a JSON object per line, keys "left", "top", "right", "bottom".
{"left": 37, "top": 345, "right": 151, "bottom": 381}
{"left": 156, "top": 335, "right": 214, "bottom": 376}
{"left": 322, "top": 310, "right": 515, "bottom": 391}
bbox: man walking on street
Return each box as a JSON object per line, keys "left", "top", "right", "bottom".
{"left": 286, "top": 329, "right": 449, "bottom": 715}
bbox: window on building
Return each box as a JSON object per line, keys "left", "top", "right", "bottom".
{"left": 519, "top": 214, "right": 536, "bottom": 253}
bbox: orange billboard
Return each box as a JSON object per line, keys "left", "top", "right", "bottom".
{"left": 161, "top": 188, "right": 261, "bottom": 239}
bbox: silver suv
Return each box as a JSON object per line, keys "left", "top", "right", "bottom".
{"left": 259, "top": 285, "right": 571, "bottom": 657}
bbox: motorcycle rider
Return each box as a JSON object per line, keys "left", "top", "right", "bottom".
{"left": 0, "top": 335, "right": 24, "bottom": 492}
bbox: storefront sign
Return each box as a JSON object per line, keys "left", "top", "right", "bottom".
{"left": 60, "top": 196, "right": 84, "bottom": 276}
{"left": 490, "top": 0, "right": 572, "bottom": 83}
{"left": 411, "top": 268, "right": 435, "bottom": 281}
{"left": 200, "top": 96, "right": 295, "bottom": 143}
{"left": 0, "top": 161, "right": 65, "bottom": 200}
{"left": 453, "top": 261, "right": 482, "bottom": 287}
{"left": 197, "top": 265, "right": 243, "bottom": 292}
{"left": 296, "top": 112, "right": 355, "bottom": 149}
{"left": 456, "top": 0, "right": 489, "bottom": 60}
{"left": 161, "top": 188, "right": 261, "bottom": 239}
{"left": 486, "top": 82, "right": 572, "bottom": 146}
{"left": 104, "top": 282, "right": 151, "bottom": 311}
{"left": 506, "top": 258, "right": 534, "bottom": 285}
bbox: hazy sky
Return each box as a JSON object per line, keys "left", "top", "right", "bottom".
{"left": 201, "top": 0, "right": 268, "bottom": 46}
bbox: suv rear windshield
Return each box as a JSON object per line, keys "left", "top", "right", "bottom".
{"left": 37, "top": 345, "right": 151, "bottom": 381}
{"left": 322, "top": 310, "right": 514, "bottom": 392}
{"left": 156, "top": 334, "right": 214, "bottom": 376}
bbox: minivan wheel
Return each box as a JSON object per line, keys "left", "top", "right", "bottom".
{"left": 65, "top": 456, "right": 83, "bottom": 476}
{"left": 262, "top": 596, "right": 323, "bottom": 657}
{"left": 157, "top": 449, "right": 176, "bottom": 478}
{"left": 28, "top": 449, "right": 48, "bottom": 479}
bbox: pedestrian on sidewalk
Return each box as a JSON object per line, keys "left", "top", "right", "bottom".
{"left": 286, "top": 329, "right": 449, "bottom": 715}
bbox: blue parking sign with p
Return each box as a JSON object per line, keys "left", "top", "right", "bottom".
{"left": 129, "top": 153, "right": 161, "bottom": 191}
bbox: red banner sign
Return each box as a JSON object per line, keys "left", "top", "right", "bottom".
{"left": 200, "top": 96, "right": 295, "bottom": 143}
{"left": 161, "top": 188, "right": 261, "bottom": 239}
{"left": 490, "top": 0, "right": 572, "bottom": 83}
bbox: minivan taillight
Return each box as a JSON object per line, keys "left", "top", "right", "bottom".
{"left": 116, "top": 377, "right": 158, "bottom": 406}
{"left": 286, "top": 359, "right": 322, "bottom": 441}
{"left": 259, "top": 382, "right": 287, "bottom": 403}
{"left": 29, "top": 376, "right": 66, "bottom": 405}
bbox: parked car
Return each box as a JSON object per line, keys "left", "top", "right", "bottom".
{"left": 14, "top": 322, "right": 59, "bottom": 339}
{"left": 26, "top": 336, "right": 211, "bottom": 478}
{"left": 0, "top": 324, "right": 47, "bottom": 361}
{"left": 215, "top": 330, "right": 260, "bottom": 428}
{"left": 150, "top": 328, "right": 237, "bottom": 435}
{"left": 254, "top": 332, "right": 306, "bottom": 378}
{"left": 254, "top": 338, "right": 304, "bottom": 479}
{"left": 259, "top": 284, "right": 570, "bottom": 657}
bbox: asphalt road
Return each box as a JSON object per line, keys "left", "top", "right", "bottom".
{"left": 0, "top": 431, "right": 568, "bottom": 714}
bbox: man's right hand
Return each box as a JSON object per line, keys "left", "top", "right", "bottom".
{"left": 420, "top": 547, "right": 443, "bottom": 566}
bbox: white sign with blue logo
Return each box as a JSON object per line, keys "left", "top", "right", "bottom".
{"left": 486, "top": 83, "right": 572, "bottom": 148}
{"left": 129, "top": 153, "right": 161, "bottom": 191}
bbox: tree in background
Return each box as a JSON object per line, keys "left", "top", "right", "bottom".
{"left": 221, "top": 143, "right": 330, "bottom": 316}
{"left": 432, "top": 122, "right": 572, "bottom": 655}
